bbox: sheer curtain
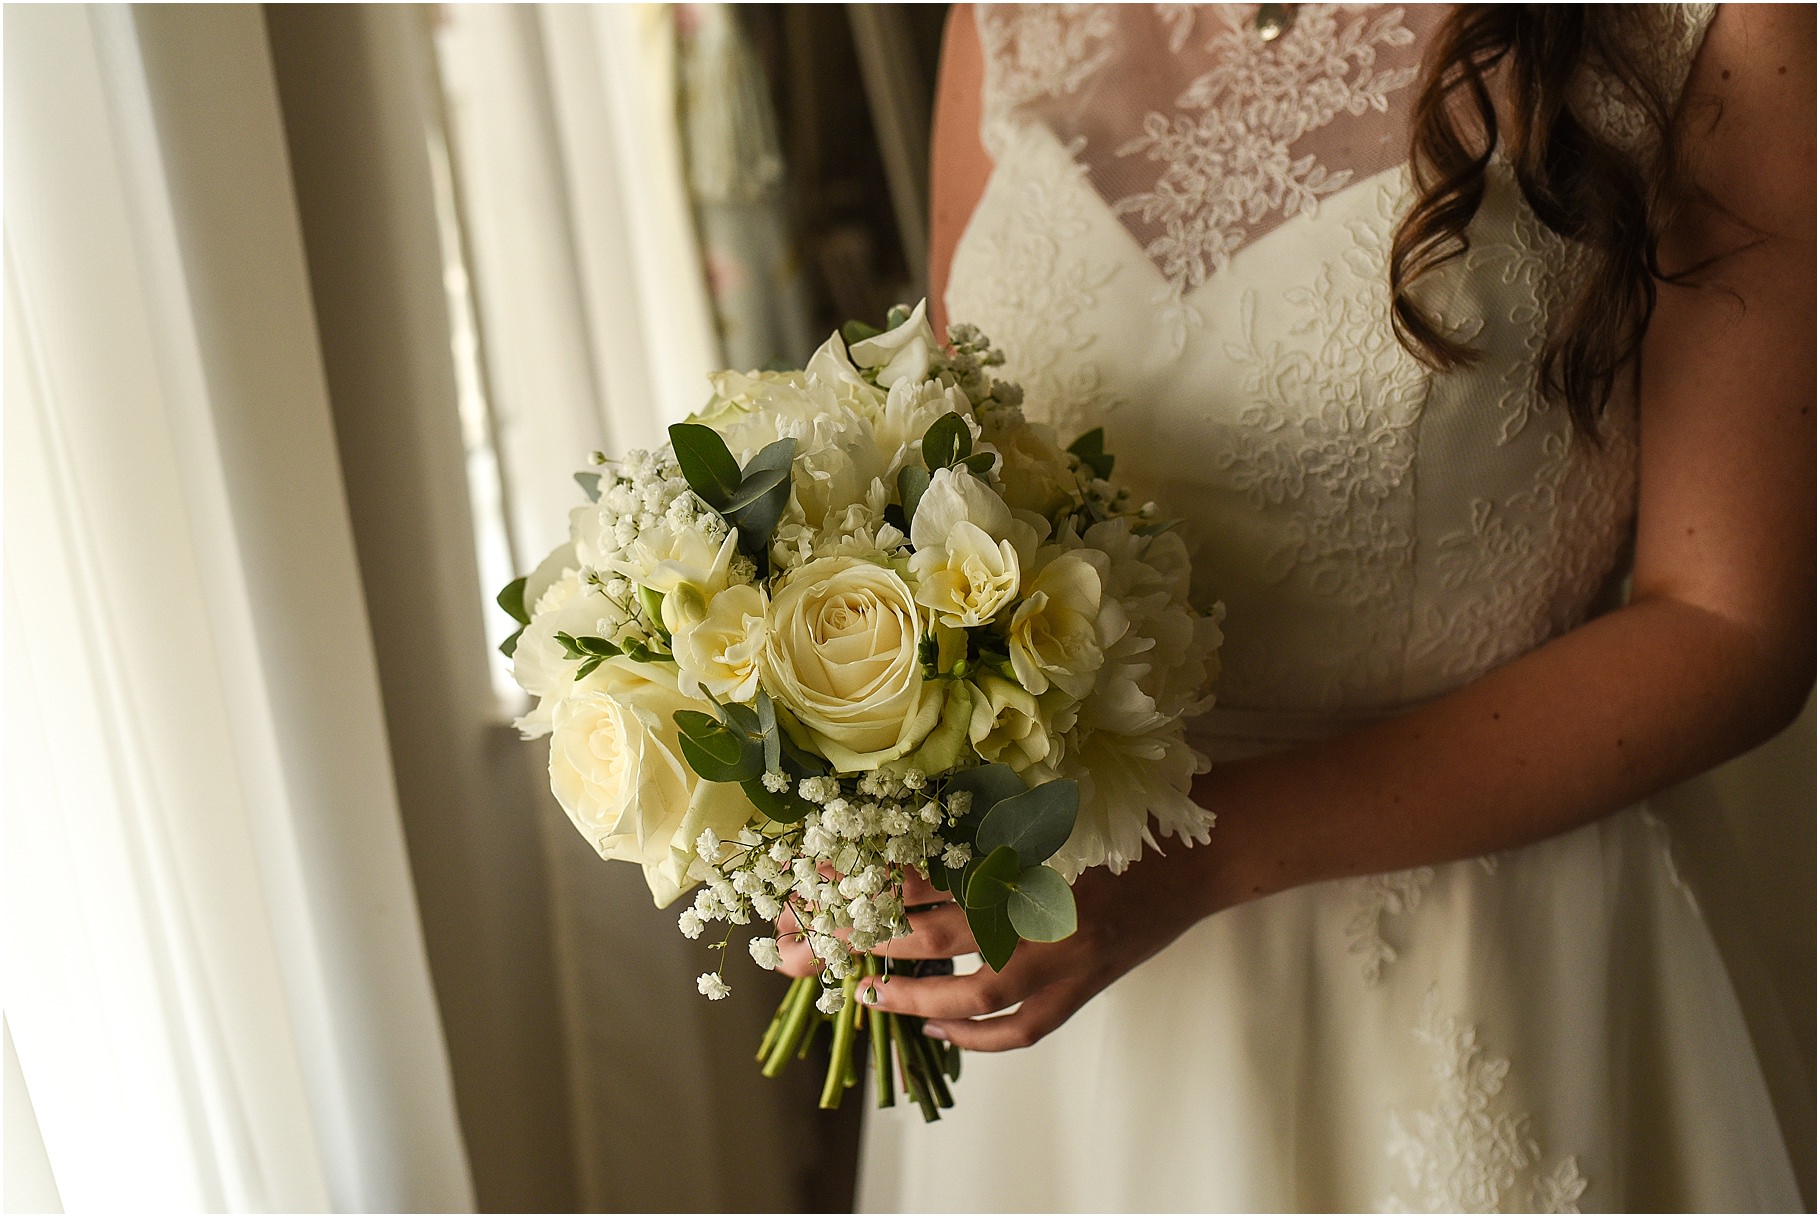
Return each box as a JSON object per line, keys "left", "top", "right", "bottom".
{"left": 4, "top": 7, "right": 471, "bottom": 1210}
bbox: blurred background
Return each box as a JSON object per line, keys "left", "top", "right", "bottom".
{"left": 3, "top": 4, "right": 1810, "bottom": 1213}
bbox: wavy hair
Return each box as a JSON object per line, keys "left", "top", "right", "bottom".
{"left": 1389, "top": 6, "right": 1710, "bottom": 436}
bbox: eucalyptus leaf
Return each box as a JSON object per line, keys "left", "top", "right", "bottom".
{"left": 574, "top": 471, "right": 602, "bottom": 502}
{"left": 964, "top": 899, "right": 1018, "bottom": 973}
{"left": 964, "top": 845, "right": 1021, "bottom": 909}
{"left": 498, "top": 626, "right": 524, "bottom": 658}
{"left": 497, "top": 577, "right": 530, "bottom": 625}
{"left": 922, "top": 412, "right": 973, "bottom": 471}
{"left": 960, "top": 452, "right": 995, "bottom": 478}
{"left": 944, "top": 764, "right": 1026, "bottom": 834}
{"left": 721, "top": 701, "right": 763, "bottom": 739}
{"left": 724, "top": 463, "right": 791, "bottom": 514}
{"left": 1006, "top": 865, "right": 1077, "bottom": 942}
{"left": 742, "top": 775, "right": 813, "bottom": 824}
{"left": 976, "top": 779, "right": 1079, "bottom": 868}
{"left": 680, "top": 731, "right": 763, "bottom": 784}
{"left": 742, "top": 438, "right": 797, "bottom": 479}
{"left": 675, "top": 709, "right": 729, "bottom": 745}
{"left": 777, "top": 728, "right": 831, "bottom": 778}
{"left": 669, "top": 422, "right": 742, "bottom": 507}
{"left": 897, "top": 465, "right": 931, "bottom": 528}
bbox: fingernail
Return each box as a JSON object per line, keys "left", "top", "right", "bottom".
{"left": 922, "top": 1023, "right": 948, "bottom": 1042}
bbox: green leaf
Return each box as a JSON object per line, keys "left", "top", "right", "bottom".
{"left": 964, "top": 898, "right": 1018, "bottom": 972}
{"left": 675, "top": 709, "right": 726, "bottom": 743}
{"left": 574, "top": 471, "right": 602, "bottom": 502}
{"left": 897, "top": 465, "right": 931, "bottom": 529}
{"left": 497, "top": 577, "right": 530, "bottom": 625}
{"left": 724, "top": 440, "right": 796, "bottom": 555}
{"left": 742, "top": 438, "right": 797, "bottom": 479}
{"left": 841, "top": 319, "right": 883, "bottom": 345}
{"left": 742, "top": 775, "right": 813, "bottom": 823}
{"left": 944, "top": 764, "right": 1026, "bottom": 835}
{"left": 960, "top": 452, "right": 995, "bottom": 477}
{"left": 884, "top": 303, "right": 913, "bottom": 329}
{"left": 922, "top": 412, "right": 973, "bottom": 471}
{"left": 498, "top": 626, "right": 524, "bottom": 658}
{"left": 679, "top": 730, "right": 764, "bottom": 784}
{"left": 575, "top": 655, "right": 605, "bottom": 681}
{"left": 761, "top": 356, "right": 796, "bottom": 373}
{"left": 721, "top": 701, "right": 763, "bottom": 738}
{"left": 1067, "top": 427, "right": 1114, "bottom": 479}
{"left": 976, "top": 779, "right": 1079, "bottom": 868}
{"left": 573, "top": 635, "right": 620, "bottom": 657}
{"left": 776, "top": 727, "right": 831, "bottom": 778}
{"left": 554, "top": 632, "right": 586, "bottom": 659}
{"left": 964, "top": 845, "right": 1021, "bottom": 909}
{"left": 724, "top": 462, "right": 791, "bottom": 514}
{"left": 1006, "top": 865, "right": 1076, "bottom": 942}
{"left": 669, "top": 422, "right": 742, "bottom": 507}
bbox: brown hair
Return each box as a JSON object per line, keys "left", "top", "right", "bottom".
{"left": 1389, "top": 6, "right": 1696, "bottom": 436}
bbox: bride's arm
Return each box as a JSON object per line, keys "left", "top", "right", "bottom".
{"left": 862, "top": 4, "right": 1815, "bottom": 1050}
{"left": 927, "top": 5, "right": 988, "bottom": 336}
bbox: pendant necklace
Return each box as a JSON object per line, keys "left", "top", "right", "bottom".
{"left": 1254, "top": 4, "right": 1295, "bottom": 42}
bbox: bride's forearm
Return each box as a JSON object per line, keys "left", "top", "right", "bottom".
{"left": 1189, "top": 595, "right": 1812, "bottom": 915}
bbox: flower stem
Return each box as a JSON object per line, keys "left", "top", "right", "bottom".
{"left": 761, "top": 975, "right": 817, "bottom": 1078}
{"left": 818, "top": 976, "right": 860, "bottom": 1109}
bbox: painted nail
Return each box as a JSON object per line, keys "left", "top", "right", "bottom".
{"left": 922, "top": 1023, "right": 949, "bottom": 1041}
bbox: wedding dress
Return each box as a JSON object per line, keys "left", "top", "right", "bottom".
{"left": 858, "top": 5, "right": 1806, "bottom": 1211}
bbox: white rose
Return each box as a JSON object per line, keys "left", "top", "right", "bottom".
{"left": 761, "top": 556, "right": 941, "bottom": 770}
{"left": 847, "top": 299, "right": 939, "bottom": 388}
{"left": 908, "top": 467, "right": 1033, "bottom": 628}
{"left": 1006, "top": 552, "right": 1118, "bottom": 700}
{"left": 605, "top": 522, "right": 737, "bottom": 600}
{"left": 966, "top": 673, "right": 1053, "bottom": 773}
{"left": 672, "top": 584, "right": 768, "bottom": 703}
{"left": 548, "top": 659, "right": 754, "bottom": 906}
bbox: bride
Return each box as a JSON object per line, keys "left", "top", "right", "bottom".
{"left": 786, "top": 4, "right": 1813, "bottom": 1210}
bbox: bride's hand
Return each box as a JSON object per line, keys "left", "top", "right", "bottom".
{"left": 857, "top": 843, "right": 1226, "bottom": 1051}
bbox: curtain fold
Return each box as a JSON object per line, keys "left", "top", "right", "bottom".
{"left": 3, "top": 6, "right": 472, "bottom": 1210}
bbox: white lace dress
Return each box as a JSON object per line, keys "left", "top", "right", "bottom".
{"left": 858, "top": 6, "right": 1805, "bottom": 1211}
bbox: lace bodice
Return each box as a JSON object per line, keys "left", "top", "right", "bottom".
{"left": 950, "top": 3, "right": 1715, "bottom": 716}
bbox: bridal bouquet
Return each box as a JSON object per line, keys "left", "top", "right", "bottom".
{"left": 501, "top": 303, "right": 1222, "bottom": 1119}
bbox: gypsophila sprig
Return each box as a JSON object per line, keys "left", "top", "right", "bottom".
{"left": 502, "top": 300, "right": 1224, "bottom": 1120}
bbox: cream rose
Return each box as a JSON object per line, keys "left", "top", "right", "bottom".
{"left": 672, "top": 584, "right": 767, "bottom": 703}
{"left": 760, "top": 556, "right": 941, "bottom": 770}
{"left": 1006, "top": 551, "right": 1119, "bottom": 699}
{"left": 548, "top": 659, "right": 753, "bottom": 906}
{"left": 981, "top": 414, "right": 1077, "bottom": 519}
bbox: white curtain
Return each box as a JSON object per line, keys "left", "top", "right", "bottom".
{"left": 4, "top": 6, "right": 472, "bottom": 1210}
{"left": 433, "top": 7, "right": 835, "bottom": 1210}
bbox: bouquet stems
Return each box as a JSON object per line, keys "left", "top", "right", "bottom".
{"left": 757, "top": 955, "right": 959, "bottom": 1121}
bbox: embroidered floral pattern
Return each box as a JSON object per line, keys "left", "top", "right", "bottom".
{"left": 1383, "top": 989, "right": 1590, "bottom": 1212}
{"left": 947, "top": 135, "right": 1120, "bottom": 442}
{"left": 1347, "top": 868, "right": 1435, "bottom": 984}
{"left": 976, "top": 5, "right": 1117, "bottom": 158}
{"left": 1112, "top": 7, "right": 1420, "bottom": 317}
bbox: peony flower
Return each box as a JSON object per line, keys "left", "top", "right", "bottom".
{"left": 966, "top": 672, "right": 1054, "bottom": 773}
{"left": 671, "top": 583, "right": 768, "bottom": 702}
{"left": 1006, "top": 551, "right": 1119, "bottom": 700}
{"left": 908, "top": 467, "right": 1034, "bottom": 628}
{"left": 547, "top": 659, "right": 754, "bottom": 906}
{"left": 761, "top": 556, "right": 941, "bottom": 770}
{"left": 847, "top": 299, "right": 939, "bottom": 388}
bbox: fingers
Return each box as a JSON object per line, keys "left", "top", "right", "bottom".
{"left": 899, "top": 868, "right": 947, "bottom": 907}
{"left": 775, "top": 904, "right": 818, "bottom": 978}
{"left": 861, "top": 946, "right": 1066, "bottom": 1021}
{"left": 923, "top": 985, "right": 1083, "bottom": 1052}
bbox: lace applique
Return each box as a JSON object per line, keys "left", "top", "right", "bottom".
{"left": 1407, "top": 165, "right": 1639, "bottom": 690}
{"left": 1571, "top": 5, "right": 1717, "bottom": 161}
{"left": 1111, "top": 6, "right": 1422, "bottom": 348}
{"left": 1347, "top": 867, "right": 1433, "bottom": 984}
{"left": 1213, "top": 178, "right": 1427, "bottom": 708}
{"left": 976, "top": 6, "right": 1117, "bottom": 158}
{"left": 947, "top": 135, "right": 1120, "bottom": 442}
{"left": 1383, "top": 989, "right": 1589, "bottom": 1212}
